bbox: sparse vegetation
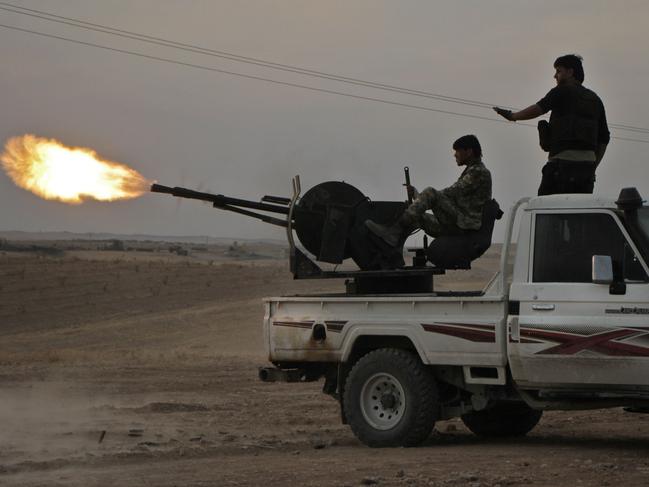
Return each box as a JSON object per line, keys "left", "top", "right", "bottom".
{"left": 0, "top": 239, "right": 65, "bottom": 256}
{"left": 168, "top": 245, "right": 189, "bottom": 256}
{"left": 104, "top": 239, "right": 125, "bottom": 251}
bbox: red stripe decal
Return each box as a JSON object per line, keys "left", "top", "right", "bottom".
{"left": 421, "top": 323, "right": 495, "bottom": 343}
{"left": 521, "top": 327, "right": 649, "bottom": 357}
{"left": 273, "top": 321, "right": 314, "bottom": 329}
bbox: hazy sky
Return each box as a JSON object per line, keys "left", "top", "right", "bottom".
{"left": 2, "top": 0, "right": 649, "bottom": 242}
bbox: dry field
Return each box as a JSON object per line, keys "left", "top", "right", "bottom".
{"left": 2, "top": 243, "right": 649, "bottom": 486}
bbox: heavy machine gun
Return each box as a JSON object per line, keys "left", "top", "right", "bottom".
{"left": 151, "top": 173, "right": 442, "bottom": 294}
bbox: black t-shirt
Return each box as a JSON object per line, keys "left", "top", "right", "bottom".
{"left": 537, "top": 85, "right": 611, "bottom": 148}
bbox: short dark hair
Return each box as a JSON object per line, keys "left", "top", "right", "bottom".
{"left": 554, "top": 54, "right": 584, "bottom": 83}
{"left": 453, "top": 134, "right": 482, "bottom": 157}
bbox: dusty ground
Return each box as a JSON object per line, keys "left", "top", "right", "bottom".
{"left": 2, "top": 245, "right": 649, "bottom": 487}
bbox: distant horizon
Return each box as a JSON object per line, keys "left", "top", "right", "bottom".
{"left": 0, "top": 229, "right": 287, "bottom": 244}
{"left": 0, "top": 229, "right": 509, "bottom": 248}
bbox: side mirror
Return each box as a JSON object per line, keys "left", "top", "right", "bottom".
{"left": 592, "top": 255, "right": 613, "bottom": 284}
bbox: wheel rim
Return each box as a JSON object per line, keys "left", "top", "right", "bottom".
{"left": 360, "top": 372, "right": 406, "bottom": 430}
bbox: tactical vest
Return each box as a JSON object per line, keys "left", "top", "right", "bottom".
{"left": 548, "top": 85, "right": 600, "bottom": 155}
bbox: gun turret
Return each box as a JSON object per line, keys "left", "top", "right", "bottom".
{"left": 150, "top": 180, "right": 409, "bottom": 272}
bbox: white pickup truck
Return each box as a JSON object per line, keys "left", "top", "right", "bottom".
{"left": 260, "top": 188, "right": 649, "bottom": 447}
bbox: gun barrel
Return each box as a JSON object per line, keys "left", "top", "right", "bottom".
{"left": 150, "top": 184, "right": 221, "bottom": 203}
{"left": 150, "top": 183, "right": 290, "bottom": 216}
{"left": 150, "top": 183, "right": 173, "bottom": 194}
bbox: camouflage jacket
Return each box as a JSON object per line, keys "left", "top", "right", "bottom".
{"left": 441, "top": 159, "right": 492, "bottom": 230}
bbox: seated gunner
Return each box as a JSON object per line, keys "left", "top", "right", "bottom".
{"left": 365, "top": 134, "right": 492, "bottom": 248}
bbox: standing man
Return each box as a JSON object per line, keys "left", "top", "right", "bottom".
{"left": 493, "top": 54, "right": 610, "bottom": 195}
{"left": 365, "top": 134, "right": 492, "bottom": 247}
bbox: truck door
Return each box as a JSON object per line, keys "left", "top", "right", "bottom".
{"left": 508, "top": 210, "right": 649, "bottom": 390}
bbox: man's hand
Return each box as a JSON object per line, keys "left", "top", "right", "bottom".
{"left": 493, "top": 106, "right": 515, "bottom": 121}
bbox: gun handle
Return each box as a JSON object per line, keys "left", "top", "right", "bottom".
{"left": 403, "top": 166, "right": 413, "bottom": 204}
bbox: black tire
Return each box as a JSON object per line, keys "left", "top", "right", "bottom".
{"left": 343, "top": 348, "right": 437, "bottom": 447}
{"left": 461, "top": 401, "right": 542, "bottom": 438}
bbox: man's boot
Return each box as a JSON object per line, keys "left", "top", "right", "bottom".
{"left": 364, "top": 219, "right": 409, "bottom": 247}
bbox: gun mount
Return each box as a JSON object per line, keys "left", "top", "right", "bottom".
{"left": 151, "top": 176, "right": 442, "bottom": 294}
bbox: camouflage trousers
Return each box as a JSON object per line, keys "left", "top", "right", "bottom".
{"left": 401, "top": 187, "right": 462, "bottom": 237}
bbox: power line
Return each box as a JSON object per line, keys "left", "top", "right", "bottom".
{"left": 604, "top": 123, "right": 649, "bottom": 134}
{"left": 2, "top": 1, "right": 649, "bottom": 135}
{"left": 0, "top": 3, "right": 506, "bottom": 111}
{"left": 0, "top": 23, "right": 509, "bottom": 123}
{"left": 0, "top": 22, "right": 647, "bottom": 145}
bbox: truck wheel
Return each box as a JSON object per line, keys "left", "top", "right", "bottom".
{"left": 461, "top": 402, "right": 542, "bottom": 437}
{"left": 343, "top": 348, "right": 437, "bottom": 447}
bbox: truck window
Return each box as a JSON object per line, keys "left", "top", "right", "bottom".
{"left": 533, "top": 213, "right": 648, "bottom": 283}
{"left": 638, "top": 208, "right": 649, "bottom": 241}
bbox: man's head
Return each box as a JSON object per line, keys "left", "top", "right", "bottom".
{"left": 553, "top": 54, "right": 584, "bottom": 85}
{"left": 453, "top": 134, "right": 482, "bottom": 166}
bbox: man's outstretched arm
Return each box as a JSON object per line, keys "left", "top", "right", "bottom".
{"left": 493, "top": 104, "right": 544, "bottom": 121}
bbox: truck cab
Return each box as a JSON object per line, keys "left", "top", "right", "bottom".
{"left": 509, "top": 191, "right": 649, "bottom": 396}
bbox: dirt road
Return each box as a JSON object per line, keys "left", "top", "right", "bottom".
{"left": 2, "top": 249, "right": 649, "bottom": 486}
